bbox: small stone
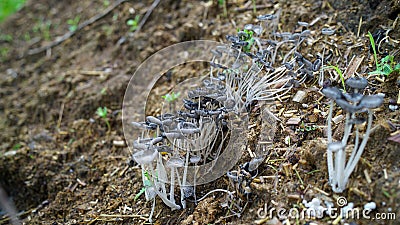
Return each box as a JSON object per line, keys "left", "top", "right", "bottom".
{"left": 364, "top": 202, "right": 376, "bottom": 210}
{"left": 293, "top": 90, "right": 307, "bottom": 103}
{"left": 287, "top": 117, "right": 301, "bottom": 125}
{"left": 113, "top": 140, "right": 126, "bottom": 147}
{"left": 332, "top": 115, "right": 344, "bottom": 124}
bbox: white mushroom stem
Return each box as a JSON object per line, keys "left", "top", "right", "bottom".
{"left": 335, "top": 148, "right": 346, "bottom": 191}
{"left": 344, "top": 109, "right": 373, "bottom": 181}
{"left": 169, "top": 166, "right": 175, "bottom": 204}
{"left": 327, "top": 100, "right": 334, "bottom": 184}
{"left": 197, "top": 189, "right": 235, "bottom": 202}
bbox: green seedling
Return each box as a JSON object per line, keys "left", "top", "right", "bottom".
{"left": 368, "top": 31, "right": 400, "bottom": 76}
{"left": 100, "top": 87, "right": 107, "bottom": 95}
{"left": 0, "top": 0, "right": 26, "bottom": 22}
{"left": 135, "top": 171, "right": 152, "bottom": 201}
{"left": 162, "top": 92, "right": 180, "bottom": 103}
{"left": 252, "top": 0, "right": 256, "bottom": 14}
{"left": 33, "top": 19, "right": 51, "bottom": 41}
{"left": 12, "top": 143, "right": 21, "bottom": 150}
{"left": 218, "top": 0, "right": 228, "bottom": 17}
{"left": 324, "top": 65, "right": 346, "bottom": 91}
{"left": 0, "top": 34, "right": 12, "bottom": 42}
{"left": 103, "top": 0, "right": 110, "bottom": 7}
{"left": 126, "top": 15, "right": 140, "bottom": 32}
{"left": 67, "top": 15, "right": 80, "bottom": 32}
{"left": 238, "top": 29, "right": 255, "bottom": 52}
{"left": 96, "top": 107, "right": 111, "bottom": 133}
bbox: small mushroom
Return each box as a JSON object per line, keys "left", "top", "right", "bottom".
{"left": 345, "top": 77, "right": 368, "bottom": 90}
{"left": 164, "top": 132, "right": 185, "bottom": 139}
{"left": 327, "top": 142, "right": 344, "bottom": 152}
{"left": 321, "top": 28, "right": 335, "bottom": 35}
{"left": 226, "top": 171, "right": 239, "bottom": 182}
{"left": 166, "top": 157, "right": 185, "bottom": 168}
{"left": 359, "top": 95, "right": 384, "bottom": 109}
{"left": 146, "top": 116, "right": 162, "bottom": 126}
{"left": 132, "top": 149, "right": 158, "bottom": 165}
{"left": 322, "top": 87, "right": 343, "bottom": 100}
{"left": 257, "top": 14, "right": 276, "bottom": 20}
{"left": 342, "top": 92, "right": 364, "bottom": 103}
{"left": 150, "top": 137, "right": 164, "bottom": 145}
{"left": 335, "top": 99, "right": 362, "bottom": 113}
{"left": 178, "top": 122, "right": 200, "bottom": 134}
{"left": 190, "top": 155, "right": 201, "bottom": 164}
{"left": 252, "top": 25, "right": 263, "bottom": 35}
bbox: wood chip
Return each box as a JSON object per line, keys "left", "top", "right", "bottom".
{"left": 113, "top": 140, "right": 126, "bottom": 147}
{"left": 286, "top": 117, "right": 301, "bottom": 125}
{"left": 292, "top": 90, "right": 307, "bottom": 103}
{"left": 332, "top": 115, "right": 344, "bottom": 124}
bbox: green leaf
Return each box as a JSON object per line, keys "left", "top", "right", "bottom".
{"left": 382, "top": 64, "right": 393, "bottom": 76}
{"left": 324, "top": 65, "right": 346, "bottom": 92}
{"left": 134, "top": 187, "right": 146, "bottom": 201}
{"left": 394, "top": 63, "right": 400, "bottom": 71}
{"left": 96, "top": 107, "right": 107, "bottom": 118}
{"left": 368, "top": 31, "right": 379, "bottom": 70}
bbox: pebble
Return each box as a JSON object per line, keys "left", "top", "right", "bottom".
{"left": 293, "top": 90, "right": 307, "bottom": 103}
{"left": 113, "top": 140, "right": 126, "bottom": 147}
{"left": 364, "top": 202, "right": 376, "bottom": 210}
{"left": 332, "top": 115, "right": 344, "bottom": 124}
{"left": 287, "top": 117, "right": 301, "bottom": 125}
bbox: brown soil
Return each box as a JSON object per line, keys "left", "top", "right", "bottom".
{"left": 0, "top": 0, "right": 399, "bottom": 224}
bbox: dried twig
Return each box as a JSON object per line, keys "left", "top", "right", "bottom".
{"left": 131, "top": 0, "right": 161, "bottom": 38}
{"left": 26, "top": 0, "right": 128, "bottom": 56}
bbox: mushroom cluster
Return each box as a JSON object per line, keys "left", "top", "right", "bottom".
{"left": 322, "top": 77, "right": 384, "bottom": 193}
{"left": 210, "top": 16, "right": 321, "bottom": 111}
{"left": 130, "top": 11, "right": 328, "bottom": 216}
{"left": 130, "top": 75, "right": 240, "bottom": 218}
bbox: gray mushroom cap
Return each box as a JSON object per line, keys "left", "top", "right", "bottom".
{"left": 322, "top": 87, "right": 343, "bottom": 100}
{"left": 146, "top": 116, "right": 162, "bottom": 125}
{"left": 343, "top": 92, "right": 364, "bottom": 103}
{"left": 359, "top": 95, "right": 384, "bottom": 109}
{"left": 328, "top": 142, "right": 345, "bottom": 152}
{"left": 166, "top": 157, "right": 185, "bottom": 168}
{"left": 345, "top": 77, "right": 368, "bottom": 90}
{"left": 132, "top": 149, "right": 157, "bottom": 165}
{"left": 189, "top": 155, "right": 201, "bottom": 163}
{"left": 335, "top": 98, "right": 362, "bottom": 113}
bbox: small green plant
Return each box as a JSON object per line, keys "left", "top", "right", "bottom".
{"left": 324, "top": 65, "right": 346, "bottom": 91}
{"left": 0, "top": 47, "right": 9, "bottom": 61}
{"left": 218, "top": 0, "right": 228, "bottom": 17}
{"left": 0, "top": 0, "right": 26, "bottom": 22}
{"left": 162, "top": 92, "right": 180, "bottom": 103}
{"left": 33, "top": 19, "right": 51, "bottom": 41}
{"left": 96, "top": 107, "right": 111, "bottom": 133}
{"left": 126, "top": 15, "right": 140, "bottom": 32}
{"left": 12, "top": 143, "right": 21, "bottom": 150}
{"left": 0, "top": 34, "right": 12, "bottom": 42}
{"left": 368, "top": 31, "right": 400, "bottom": 76}
{"left": 103, "top": 0, "right": 110, "bottom": 7}
{"left": 134, "top": 171, "right": 152, "bottom": 201}
{"left": 67, "top": 15, "right": 80, "bottom": 32}
{"left": 238, "top": 29, "right": 255, "bottom": 52}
